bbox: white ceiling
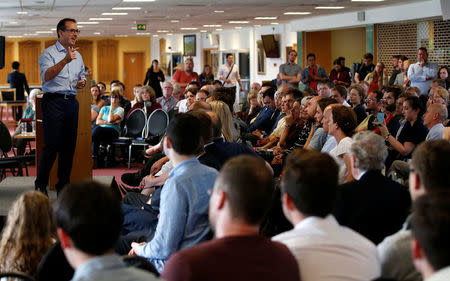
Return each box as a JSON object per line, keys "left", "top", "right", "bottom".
{"left": 0, "top": 0, "right": 423, "bottom": 38}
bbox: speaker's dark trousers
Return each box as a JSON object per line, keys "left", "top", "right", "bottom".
{"left": 35, "top": 93, "right": 78, "bottom": 193}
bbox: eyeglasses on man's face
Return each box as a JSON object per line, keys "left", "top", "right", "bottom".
{"left": 64, "top": 28, "right": 80, "bottom": 35}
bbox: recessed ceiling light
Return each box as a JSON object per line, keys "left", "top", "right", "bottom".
{"left": 9, "top": 21, "right": 18, "bottom": 24}
{"left": 89, "top": 18, "right": 113, "bottom": 21}
{"left": 24, "top": 33, "right": 37, "bottom": 36}
{"left": 254, "top": 24, "right": 261, "bottom": 27}
{"left": 94, "top": 32, "right": 101, "bottom": 35}
{"left": 17, "top": 11, "right": 28, "bottom": 14}
{"left": 216, "top": 28, "right": 223, "bottom": 31}
{"left": 8, "top": 36, "right": 23, "bottom": 38}
{"left": 112, "top": 7, "right": 141, "bottom": 10}
{"left": 315, "top": 6, "right": 345, "bottom": 9}
{"left": 254, "top": 17, "right": 277, "bottom": 20}
{"left": 200, "top": 30, "right": 207, "bottom": 32}
{"left": 51, "top": 28, "right": 56, "bottom": 31}
{"left": 167, "top": 33, "right": 173, "bottom": 35}
{"left": 78, "top": 22, "right": 99, "bottom": 24}
{"left": 115, "top": 35, "right": 129, "bottom": 37}
{"left": 180, "top": 27, "right": 198, "bottom": 30}
{"left": 214, "top": 10, "right": 224, "bottom": 13}
{"left": 102, "top": 12, "right": 128, "bottom": 15}
{"left": 229, "top": 21, "right": 249, "bottom": 24}
{"left": 36, "top": 31, "right": 53, "bottom": 34}
{"left": 78, "top": 25, "right": 84, "bottom": 28}
{"left": 203, "top": 24, "right": 222, "bottom": 27}
{"left": 271, "top": 22, "right": 279, "bottom": 25}
{"left": 157, "top": 30, "right": 169, "bottom": 32}
{"left": 171, "top": 20, "right": 180, "bottom": 22}
{"left": 352, "top": 0, "right": 384, "bottom": 1}
{"left": 235, "top": 27, "right": 242, "bottom": 29}
{"left": 284, "top": 12, "right": 311, "bottom": 15}
{"left": 136, "top": 32, "right": 151, "bottom": 35}
{"left": 123, "top": 0, "right": 155, "bottom": 2}
{"left": 153, "top": 34, "right": 159, "bottom": 37}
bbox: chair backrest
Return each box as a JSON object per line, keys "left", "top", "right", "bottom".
{"left": 125, "top": 108, "right": 147, "bottom": 138}
{"left": 0, "top": 121, "right": 12, "bottom": 154}
{"left": 0, "top": 89, "right": 16, "bottom": 102}
{"left": 0, "top": 272, "right": 36, "bottom": 281}
{"left": 146, "top": 109, "right": 169, "bottom": 138}
{"left": 35, "top": 241, "right": 74, "bottom": 281}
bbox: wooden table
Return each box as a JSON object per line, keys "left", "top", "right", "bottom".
{"left": 13, "top": 132, "right": 36, "bottom": 140}
{"left": 0, "top": 101, "right": 27, "bottom": 125}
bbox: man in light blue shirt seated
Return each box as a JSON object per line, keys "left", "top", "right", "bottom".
{"left": 407, "top": 47, "right": 438, "bottom": 96}
{"left": 54, "top": 180, "right": 160, "bottom": 281}
{"left": 130, "top": 113, "right": 218, "bottom": 273}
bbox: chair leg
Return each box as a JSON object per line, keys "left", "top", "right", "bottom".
{"left": 128, "top": 144, "right": 132, "bottom": 169}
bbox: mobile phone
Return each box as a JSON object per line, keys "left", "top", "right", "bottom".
{"left": 376, "top": 112, "right": 385, "bottom": 124}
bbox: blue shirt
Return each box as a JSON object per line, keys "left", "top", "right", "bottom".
{"left": 137, "top": 157, "right": 218, "bottom": 272}
{"left": 71, "top": 254, "right": 160, "bottom": 281}
{"left": 39, "top": 40, "right": 85, "bottom": 95}
{"left": 407, "top": 61, "right": 438, "bottom": 95}
{"left": 99, "top": 106, "right": 124, "bottom": 133}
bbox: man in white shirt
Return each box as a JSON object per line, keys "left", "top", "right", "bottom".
{"left": 217, "top": 53, "right": 243, "bottom": 112}
{"left": 408, "top": 47, "right": 438, "bottom": 96}
{"left": 410, "top": 192, "right": 450, "bottom": 281}
{"left": 273, "top": 149, "right": 380, "bottom": 281}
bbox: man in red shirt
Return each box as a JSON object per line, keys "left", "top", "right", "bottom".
{"left": 172, "top": 58, "right": 200, "bottom": 95}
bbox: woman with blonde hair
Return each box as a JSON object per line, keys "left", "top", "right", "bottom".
{"left": 210, "top": 100, "right": 237, "bottom": 142}
{"left": 365, "top": 62, "right": 389, "bottom": 92}
{"left": 126, "top": 85, "right": 161, "bottom": 118}
{"left": 0, "top": 191, "right": 55, "bottom": 276}
{"left": 245, "top": 90, "right": 261, "bottom": 125}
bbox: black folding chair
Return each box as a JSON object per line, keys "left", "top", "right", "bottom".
{"left": 0, "top": 272, "right": 36, "bottom": 281}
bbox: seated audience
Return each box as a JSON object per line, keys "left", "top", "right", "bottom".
{"left": 127, "top": 86, "right": 162, "bottom": 118}
{"left": 195, "top": 89, "right": 208, "bottom": 102}
{"left": 377, "top": 140, "right": 450, "bottom": 281}
{"left": 0, "top": 191, "right": 55, "bottom": 276}
{"left": 54, "top": 180, "right": 160, "bottom": 281}
{"left": 251, "top": 82, "right": 261, "bottom": 92}
{"left": 380, "top": 96, "right": 428, "bottom": 169}
{"left": 245, "top": 90, "right": 261, "bottom": 125}
{"left": 130, "top": 84, "right": 143, "bottom": 107}
{"left": 334, "top": 131, "right": 411, "bottom": 245}
{"left": 329, "top": 58, "right": 351, "bottom": 87}
{"left": 331, "top": 85, "right": 351, "bottom": 107}
{"left": 212, "top": 79, "right": 222, "bottom": 89}
{"left": 304, "top": 97, "right": 338, "bottom": 151}
{"left": 129, "top": 114, "right": 218, "bottom": 272}
{"left": 161, "top": 155, "right": 300, "bottom": 281}
{"left": 172, "top": 84, "right": 182, "bottom": 100}
{"left": 92, "top": 90, "right": 124, "bottom": 165}
{"left": 410, "top": 192, "right": 450, "bottom": 281}
{"left": 382, "top": 87, "right": 403, "bottom": 136}
{"left": 248, "top": 87, "right": 278, "bottom": 133}
{"left": 273, "top": 149, "right": 380, "bottom": 281}
{"left": 317, "top": 80, "right": 334, "bottom": 97}
{"left": 423, "top": 103, "right": 447, "bottom": 140}
{"left": 210, "top": 100, "right": 238, "bottom": 142}
{"left": 156, "top": 82, "right": 178, "bottom": 113}
{"left": 348, "top": 84, "right": 368, "bottom": 124}
{"left": 326, "top": 105, "right": 357, "bottom": 183}
{"left": 175, "top": 88, "right": 196, "bottom": 113}
{"left": 356, "top": 90, "right": 383, "bottom": 133}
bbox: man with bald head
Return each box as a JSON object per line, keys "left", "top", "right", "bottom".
{"left": 423, "top": 103, "right": 447, "bottom": 140}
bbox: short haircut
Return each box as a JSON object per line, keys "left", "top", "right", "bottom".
{"left": 210, "top": 87, "right": 235, "bottom": 112}
{"left": 197, "top": 89, "right": 209, "bottom": 97}
{"left": 393, "top": 55, "right": 401, "bottom": 59}
{"left": 166, "top": 113, "right": 202, "bottom": 155}
{"left": 188, "top": 80, "right": 200, "bottom": 88}
{"left": 261, "top": 81, "right": 277, "bottom": 88}
{"left": 332, "top": 85, "right": 347, "bottom": 98}
{"left": 330, "top": 105, "right": 357, "bottom": 136}
{"left": 317, "top": 97, "right": 338, "bottom": 112}
{"left": 306, "top": 53, "right": 316, "bottom": 59}
{"left": 185, "top": 57, "right": 194, "bottom": 64}
{"left": 54, "top": 180, "right": 122, "bottom": 255}
{"left": 217, "top": 155, "right": 274, "bottom": 224}
{"left": 410, "top": 191, "right": 450, "bottom": 271}
{"left": 400, "top": 55, "right": 409, "bottom": 61}
{"left": 418, "top": 47, "right": 428, "bottom": 55}
{"left": 187, "top": 110, "right": 212, "bottom": 145}
{"left": 286, "top": 88, "right": 303, "bottom": 100}
{"left": 351, "top": 131, "right": 388, "bottom": 170}
{"left": 386, "top": 86, "right": 402, "bottom": 100}
{"left": 262, "top": 87, "right": 276, "bottom": 100}
{"left": 97, "top": 81, "right": 106, "bottom": 88}
{"left": 318, "top": 79, "right": 335, "bottom": 89}
{"left": 213, "top": 80, "right": 222, "bottom": 86}
{"left": 11, "top": 61, "right": 19, "bottom": 69}
{"left": 226, "top": 53, "right": 233, "bottom": 58}
{"left": 90, "top": 84, "right": 100, "bottom": 91}
{"left": 56, "top": 18, "right": 76, "bottom": 39}
{"left": 411, "top": 140, "right": 450, "bottom": 191}
{"left": 370, "top": 90, "right": 384, "bottom": 101}
{"left": 406, "top": 86, "right": 421, "bottom": 96}
{"left": 349, "top": 84, "right": 366, "bottom": 100}
{"left": 429, "top": 103, "right": 448, "bottom": 122}
{"left": 282, "top": 149, "right": 339, "bottom": 218}
{"left": 364, "top": 53, "right": 374, "bottom": 60}
{"left": 288, "top": 50, "right": 297, "bottom": 56}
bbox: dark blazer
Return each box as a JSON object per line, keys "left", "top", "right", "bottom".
{"left": 249, "top": 107, "right": 279, "bottom": 133}
{"left": 334, "top": 169, "right": 411, "bottom": 245}
{"left": 7, "top": 70, "right": 30, "bottom": 101}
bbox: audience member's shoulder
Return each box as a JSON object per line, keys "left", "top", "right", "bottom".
{"left": 378, "top": 229, "right": 412, "bottom": 258}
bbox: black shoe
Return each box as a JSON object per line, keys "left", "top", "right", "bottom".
{"left": 119, "top": 183, "right": 142, "bottom": 194}
{"left": 121, "top": 172, "right": 143, "bottom": 187}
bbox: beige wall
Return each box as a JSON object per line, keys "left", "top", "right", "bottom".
{"left": 2, "top": 36, "right": 151, "bottom": 86}
{"left": 330, "top": 27, "right": 366, "bottom": 70}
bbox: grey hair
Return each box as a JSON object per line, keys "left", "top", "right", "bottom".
{"left": 350, "top": 131, "right": 388, "bottom": 170}
{"left": 430, "top": 103, "right": 448, "bottom": 122}
{"left": 173, "top": 84, "right": 182, "bottom": 94}
{"left": 28, "top": 89, "right": 41, "bottom": 104}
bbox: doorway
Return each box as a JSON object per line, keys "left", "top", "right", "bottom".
{"left": 123, "top": 52, "right": 145, "bottom": 100}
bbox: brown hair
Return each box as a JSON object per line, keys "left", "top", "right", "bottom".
{"left": 330, "top": 105, "right": 357, "bottom": 137}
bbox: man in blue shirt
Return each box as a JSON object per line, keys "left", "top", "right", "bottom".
{"left": 35, "top": 18, "right": 86, "bottom": 195}
{"left": 129, "top": 113, "right": 218, "bottom": 273}
{"left": 408, "top": 47, "right": 438, "bottom": 96}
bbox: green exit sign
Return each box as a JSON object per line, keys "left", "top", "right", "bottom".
{"left": 137, "top": 24, "right": 147, "bottom": 30}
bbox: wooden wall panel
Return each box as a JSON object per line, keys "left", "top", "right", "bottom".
{"left": 306, "top": 31, "right": 332, "bottom": 74}
{"left": 18, "top": 40, "right": 41, "bottom": 85}
{"left": 97, "top": 39, "right": 118, "bottom": 84}
{"left": 45, "top": 40, "right": 57, "bottom": 49}
{"left": 123, "top": 52, "right": 144, "bottom": 100}
{"left": 0, "top": 42, "right": 14, "bottom": 84}
{"left": 76, "top": 40, "right": 93, "bottom": 72}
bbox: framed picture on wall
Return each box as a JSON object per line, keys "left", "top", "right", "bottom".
{"left": 257, "top": 40, "right": 266, "bottom": 74}
{"left": 183, "top": 35, "right": 196, "bottom": 56}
